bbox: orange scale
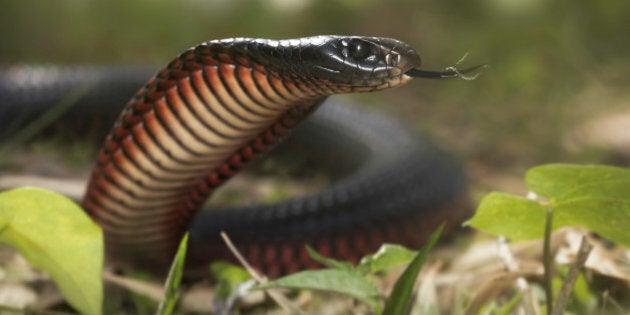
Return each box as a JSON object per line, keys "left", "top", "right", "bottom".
{"left": 112, "top": 126, "right": 130, "bottom": 140}
{"left": 241, "top": 146, "right": 255, "bottom": 160}
{"left": 145, "top": 90, "right": 165, "bottom": 102}
{"left": 167, "top": 58, "right": 182, "bottom": 69}
{"left": 272, "top": 123, "right": 287, "bottom": 135}
{"left": 253, "top": 64, "right": 267, "bottom": 74}
{"left": 189, "top": 189, "right": 204, "bottom": 204}
{"left": 217, "top": 53, "right": 232, "bottom": 63}
{"left": 229, "top": 154, "right": 245, "bottom": 168}
{"left": 283, "top": 263, "right": 297, "bottom": 275}
{"left": 133, "top": 101, "right": 153, "bottom": 112}
{"left": 384, "top": 222, "right": 401, "bottom": 243}
{"left": 263, "top": 244, "right": 277, "bottom": 263}
{"left": 182, "top": 198, "right": 197, "bottom": 213}
{"left": 334, "top": 236, "right": 350, "bottom": 258}
{"left": 101, "top": 164, "right": 118, "bottom": 180}
{"left": 169, "top": 70, "right": 189, "bottom": 80}
{"left": 353, "top": 232, "right": 369, "bottom": 255}
{"left": 194, "top": 179, "right": 213, "bottom": 196}
{"left": 193, "top": 45, "right": 211, "bottom": 55}
{"left": 403, "top": 219, "right": 422, "bottom": 245}
{"left": 252, "top": 139, "right": 266, "bottom": 152}
{"left": 180, "top": 50, "right": 196, "bottom": 61}
{"left": 266, "top": 264, "right": 281, "bottom": 279}
{"left": 200, "top": 56, "right": 219, "bottom": 66}
{"left": 297, "top": 245, "right": 315, "bottom": 267}
{"left": 246, "top": 244, "right": 261, "bottom": 264}
{"left": 315, "top": 240, "right": 332, "bottom": 258}
{"left": 218, "top": 164, "right": 234, "bottom": 177}
{"left": 104, "top": 138, "right": 120, "bottom": 152}
{"left": 368, "top": 229, "right": 384, "bottom": 250}
{"left": 157, "top": 79, "right": 176, "bottom": 91}
{"left": 122, "top": 113, "right": 141, "bottom": 127}
{"left": 262, "top": 130, "right": 276, "bottom": 144}
{"left": 97, "top": 153, "right": 111, "bottom": 166}
{"left": 207, "top": 172, "right": 223, "bottom": 187}
{"left": 282, "top": 117, "right": 298, "bottom": 127}
{"left": 279, "top": 244, "right": 295, "bottom": 265}
{"left": 110, "top": 149, "right": 129, "bottom": 166}
{"left": 184, "top": 61, "right": 202, "bottom": 71}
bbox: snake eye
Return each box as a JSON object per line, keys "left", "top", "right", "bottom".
{"left": 340, "top": 38, "right": 375, "bottom": 60}
{"left": 348, "top": 40, "right": 370, "bottom": 59}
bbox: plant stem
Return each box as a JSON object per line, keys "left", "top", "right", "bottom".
{"left": 543, "top": 208, "right": 554, "bottom": 315}
{"left": 551, "top": 236, "right": 592, "bottom": 315}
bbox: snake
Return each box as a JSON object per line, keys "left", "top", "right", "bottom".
{"left": 0, "top": 36, "right": 480, "bottom": 277}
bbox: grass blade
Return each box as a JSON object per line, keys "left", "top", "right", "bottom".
{"left": 156, "top": 233, "right": 188, "bottom": 315}
{"left": 382, "top": 223, "right": 444, "bottom": 315}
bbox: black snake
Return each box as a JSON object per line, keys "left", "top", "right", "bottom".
{"left": 0, "top": 36, "right": 480, "bottom": 277}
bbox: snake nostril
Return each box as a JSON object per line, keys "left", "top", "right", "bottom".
{"left": 385, "top": 53, "right": 401, "bottom": 68}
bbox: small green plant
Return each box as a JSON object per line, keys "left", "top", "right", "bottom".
{"left": 467, "top": 163, "right": 630, "bottom": 314}
{"left": 468, "top": 164, "right": 630, "bottom": 246}
{"left": 255, "top": 224, "right": 444, "bottom": 314}
{"left": 2, "top": 163, "right": 627, "bottom": 314}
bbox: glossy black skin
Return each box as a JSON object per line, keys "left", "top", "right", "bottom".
{"left": 206, "top": 36, "right": 422, "bottom": 87}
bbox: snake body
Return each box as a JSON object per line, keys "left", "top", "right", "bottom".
{"left": 1, "top": 36, "right": 472, "bottom": 276}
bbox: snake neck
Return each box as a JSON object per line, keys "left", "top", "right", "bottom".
{"left": 82, "top": 41, "right": 330, "bottom": 268}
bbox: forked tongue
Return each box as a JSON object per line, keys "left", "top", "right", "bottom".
{"left": 406, "top": 64, "right": 487, "bottom": 81}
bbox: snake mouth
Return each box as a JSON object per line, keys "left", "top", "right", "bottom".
{"left": 341, "top": 72, "right": 412, "bottom": 92}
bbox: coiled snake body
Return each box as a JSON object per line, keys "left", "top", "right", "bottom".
{"left": 1, "top": 36, "right": 475, "bottom": 277}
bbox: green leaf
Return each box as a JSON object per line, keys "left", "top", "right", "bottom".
{"left": 0, "top": 187, "right": 103, "bottom": 315}
{"left": 356, "top": 244, "right": 417, "bottom": 275}
{"left": 526, "top": 164, "right": 630, "bottom": 199}
{"left": 256, "top": 269, "right": 380, "bottom": 312}
{"left": 156, "top": 233, "right": 188, "bottom": 315}
{"left": 382, "top": 223, "right": 444, "bottom": 315}
{"left": 557, "top": 180, "right": 630, "bottom": 202}
{"left": 305, "top": 245, "right": 354, "bottom": 271}
{"left": 554, "top": 198, "right": 630, "bottom": 246}
{"left": 465, "top": 192, "right": 548, "bottom": 241}
{"left": 210, "top": 261, "right": 252, "bottom": 300}
{"left": 527, "top": 164, "right": 630, "bottom": 246}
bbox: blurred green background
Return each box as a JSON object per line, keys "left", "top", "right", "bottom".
{"left": 2, "top": 0, "right": 629, "bottom": 188}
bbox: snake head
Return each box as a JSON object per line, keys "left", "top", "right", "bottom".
{"left": 294, "top": 36, "right": 422, "bottom": 92}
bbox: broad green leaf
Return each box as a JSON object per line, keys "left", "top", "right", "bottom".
{"left": 305, "top": 245, "right": 353, "bottom": 271}
{"left": 554, "top": 198, "right": 630, "bottom": 246}
{"left": 382, "top": 224, "right": 443, "bottom": 315}
{"left": 357, "top": 243, "right": 417, "bottom": 275}
{"left": 465, "top": 192, "right": 548, "bottom": 241}
{"left": 156, "top": 233, "right": 188, "bottom": 315}
{"left": 0, "top": 187, "right": 103, "bottom": 315}
{"left": 526, "top": 164, "right": 630, "bottom": 199}
{"left": 527, "top": 164, "right": 630, "bottom": 246}
{"left": 256, "top": 269, "right": 380, "bottom": 312}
